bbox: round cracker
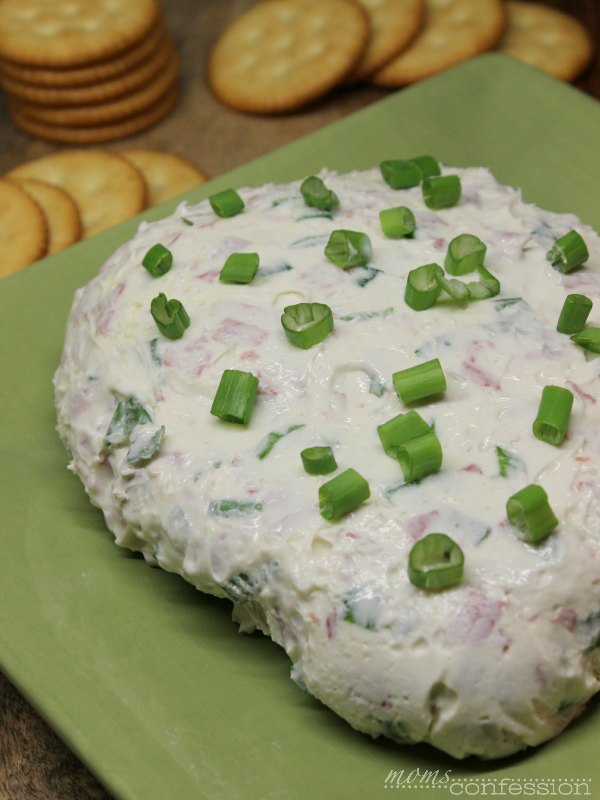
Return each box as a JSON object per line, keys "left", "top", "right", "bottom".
{"left": 350, "top": 0, "right": 425, "bottom": 81}
{"left": 1, "top": 40, "right": 176, "bottom": 107}
{"left": 208, "top": 0, "right": 370, "bottom": 114}
{"left": 0, "top": 0, "right": 160, "bottom": 69}
{"left": 119, "top": 149, "right": 209, "bottom": 207}
{"left": 10, "top": 51, "right": 179, "bottom": 127}
{"left": 0, "top": 179, "right": 47, "bottom": 278}
{"left": 8, "top": 88, "right": 179, "bottom": 147}
{"left": 499, "top": 2, "right": 593, "bottom": 83}
{"left": 0, "top": 22, "right": 166, "bottom": 88}
{"left": 372, "top": 0, "right": 506, "bottom": 86}
{"left": 7, "top": 150, "right": 147, "bottom": 238}
{"left": 11, "top": 177, "right": 81, "bottom": 255}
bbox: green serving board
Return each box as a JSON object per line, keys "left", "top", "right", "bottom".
{"left": 1, "top": 54, "right": 600, "bottom": 800}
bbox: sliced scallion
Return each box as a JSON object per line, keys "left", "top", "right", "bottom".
{"left": 422, "top": 175, "right": 461, "bottom": 210}
{"left": 300, "top": 176, "right": 339, "bottom": 211}
{"left": 532, "top": 385, "right": 573, "bottom": 446}
{"left": 570, "top": 327, "right": 600, "bottom": 352}
{"left": 506, "top": 484, "right": 558, "bottom": 543}
{"left": 546, "top": 230, "right": 589, "bottom": 273}
{"left": 398, "top": 430, "right": 442, "bottom": 483}
{"left": 392, "top": 358, "right": 446, "bottom": 404}
{"left": 410, "top": 155, "right": 441, "bottom": 179}
{"left": 557, "top": 294, "right": 593, "bottom": 334}
{"left": 434, "top": 270, "right": 470, "bottom": 301}
{"left": 219, "top": 252, "right": 259, "bottom": 284}
{"left": 404, "top": 263, "right": 443, "bottom": 310}
{"left": 281, "top": 302, "right": 333, "bottom": 349}
{"left": 301, "top": 446, "right": 337, "bottom": 475}
{"left": 256, "top": 424, "right": 304, "bottom": 459}
{"left": 104, "top": 397, "right": 151, "bottom": 449}
{"left": 408, "top": 533, "right": 464, "bottom": 590}
{"left": 319, "top": 468, "right": 370, "bottom": 521}
{"left": 377, "top": 410, "right": 431, "bottom": 460}
{"left": 379, "top": 206, "right": 416, "bottom": 238}
{"left": 466, "top": 265, "right": 500, "bottom": 300}
{"left": 210, "top": 369, "right": 258, "bottom": 425}
{"left": 126, "top": 425, "right": 165, "bottom": 465}
{"left": 380, "top": 159, "right": 421, "bottom": 190}
{"left": 150, "top": 293, "right": 190, "bottom": 340}
{"left": 324, "top": 229, "right": 372, "bottom": 269}
{"left": 142, "top": 243, "right": 172, "bottom": 277}
{"left": 444, "top": 233, "right": 486, "bottom": 276}
{"left": 209, "top": 188, "right": 244, "bottom": 218}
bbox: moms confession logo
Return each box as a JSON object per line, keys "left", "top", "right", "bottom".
{"left": 384, "top": 770, "right": 592, "bottom": 796}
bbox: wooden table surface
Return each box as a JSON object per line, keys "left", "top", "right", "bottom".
{"left": 1, "top": 1, "right": 599, "bottom": 797}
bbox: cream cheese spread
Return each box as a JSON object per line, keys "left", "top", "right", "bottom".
{"left": 54, "top": 165, "right": 600, "bottom": 759}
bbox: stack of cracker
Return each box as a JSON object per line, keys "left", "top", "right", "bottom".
{"left": 208, "top": 0, "right": 593, "bottom": 114}
{"left": 0, "top": 0, "right": 180, "bottom": 144}
{"left": 1, "top": 148, "right": 208, "bottom": 279}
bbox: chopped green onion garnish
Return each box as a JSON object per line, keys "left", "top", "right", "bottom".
{"left": 150, "top": 293, "right": 190, "bottom": 340}
{"left": 557, "top": 293, "right": 593, "bottom": 334}
{"left": 210, "top": 369, "right": 258, "bottom": 425}
{"left": 444, "top": 233, "right": 487, "bottom": 276}
{"left": 257, "top": 424, "right": 304, "bottom": 459}
{"left": 142, "top": 243, "right": 172, "bottom": 277}
{"left": 506, "top": 484, "right": 558, "bottom": 543}
{"left": 209, "top": 499, "right": 262, "bottom": 516}
{"left": 319, "top": 468, "right": 370, "bottom": 521}
{"left": 209, "top": 188, "right": 244, "bottom": 218}
{"left": 219, "top": 252, "right": 259, "bottom": 284}
{"left": 300, "top": 176, "right": 339, "bottom": 211}
{"left": 324, "top": 229, "right": 372, "bottom": 269}
{"left": 532, "top": 385, "right": 573, "bottom": 446}
{"left": 392, "top": 358, "right": 446, "bottom": 404}
{"left": 379, "top": 206, "right": 416, "bottom": 238}
{"left": 496, "top": 445, "right": 513, "bottom": 477}
{"left": 301, "top": 446, "right": 337, "bottom": 475}
{"left": 398, "top": 430, "right": 442, "bottom": 483}
{"left": 434, "top": 270, "right": 470, "bottom": 301}
{"left": 126, "top": 425, "right": 165, "bottom": 465}
{"left": 466, "top": 265, "right": 501, "bottom": 300}
{"left": 404, "top": 263, "right": 443, "bottom": 310}
{"left": 408, "top": 533, "right": 464, "bottom": 590}
{"left": 281, "top": 302, "right": 333, "bottom": 349}
{"left": 377, "top": 410, "right": 431, "bottom": 460}
{"left": 104, "top": 397, "right": 151, "bottom": 449}
{"left": 410, "top": 155, "right": 441, "bottom": 179}
{"left": 570, "top": 327, "right": 600, "bottom": 352}
{"left": 546, "top": 230, "right": 589, "bottom": 273}
{"left": 422, "top": 175, "right": 461, "bottom": 210}
{"left": 380, "top": 159, "right": 421, "bottom": 189}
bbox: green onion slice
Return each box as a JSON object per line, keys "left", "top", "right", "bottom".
{"left": 434, "top": 271, "right": 470, "bottom": 301}
{"left": 410, "top": 155, "right": 441, "bottom": 179}
{"left": 142, "top": 243, "right": 172, "bottom": 277}
{"left": 324, "top": 229, "right": 372, "bottom": 269}
{"left": 300, "top": 176, "right": 339, "bottom": 211}
{"left": 319, "top": 468, "right": 370, "bottom": 521}
{"left": 506, "top": 484, "right": 559, "bottom": 543}
{"left": 392, "top": 358, "right": 446, "bottom": 404}
{"left": 466, "top": 265, "right": 501, "bottom": 300}
{"left": 570, "top": 327, "right": 600, "bottom": 352}
{"left": 377, "top": 410, "right": 431, "bottom": 460}
{"left": 422, "top": 175, "right": 461, "bottom": 210}
{"left": 408, "top": 533, "right": 464, "bottom": 590}
{"left": 257, "top": 424, "right": 304, "bottom": 460}
{"left": 126, "top": 425, "right": 165, "bottom": 465}
{"left": 301, "top": 446, "right": 337, "bottom": 475}
{"left": 210, "top": 369, "right": 258, "bottom": 425}
{"left": 404, "top": 263, "right": 443, "bottom": 310}
{"left": 398, "top": 431, "right": 442, "bottom": 483}
{"left": 219, "top": 252, "right": 259, "bottom": 284}
{"left": 546, "top": 230, "right": 589, "bottom": 273}
{"left": 379, "top": 206, "right": 416, "bottom": 238}
{"left": 444, "top": 233, "right": 487, "bottom": 276}
{"left": 557, "top": 294, "right": 593, "bottom": 334}
{"left": 281, "top": 302, "right": 333, "bottom": 349}
{"left": 104, "top": 397, "right": 151, "bottom": 449}
{"left": 209, "top": 188, "right": 244, "bottom": 218}
{"left": 150, "top": 293, "right": 190, "bottom": 340}
{"left": 532, "top": 385, "right": 573, "bottom": 446}
{"left": 380, "top": 159, "right": 421, "bottom": 190}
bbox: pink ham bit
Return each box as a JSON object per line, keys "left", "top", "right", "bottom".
{"left": 406, "top": 511, "right": 439, "bottom": 541}
{"left": 94, "top": 282, "right": 125, "bottom": 336}
{"left": 325, "top": 609, "right": 337, "bottom": 640}
{"left": 213, "top": 318, "right": 267, "bottom": 347}
{"left": 462, "top": 463, "right": 483, "bottom": 474}
{"left": 552, "top": 607, "right": 577, "bottom": 632}
{"left": 566, "top": 380, "right": 596, "bottom": 404}
{"left": 196, "top": 268, "right": 221, "bottom": 283}
{"left": 446, "top": 590, "right": 505, "bottom": 645}
{"left": 462, "top": 356, "right": 500, "bottom": 391}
